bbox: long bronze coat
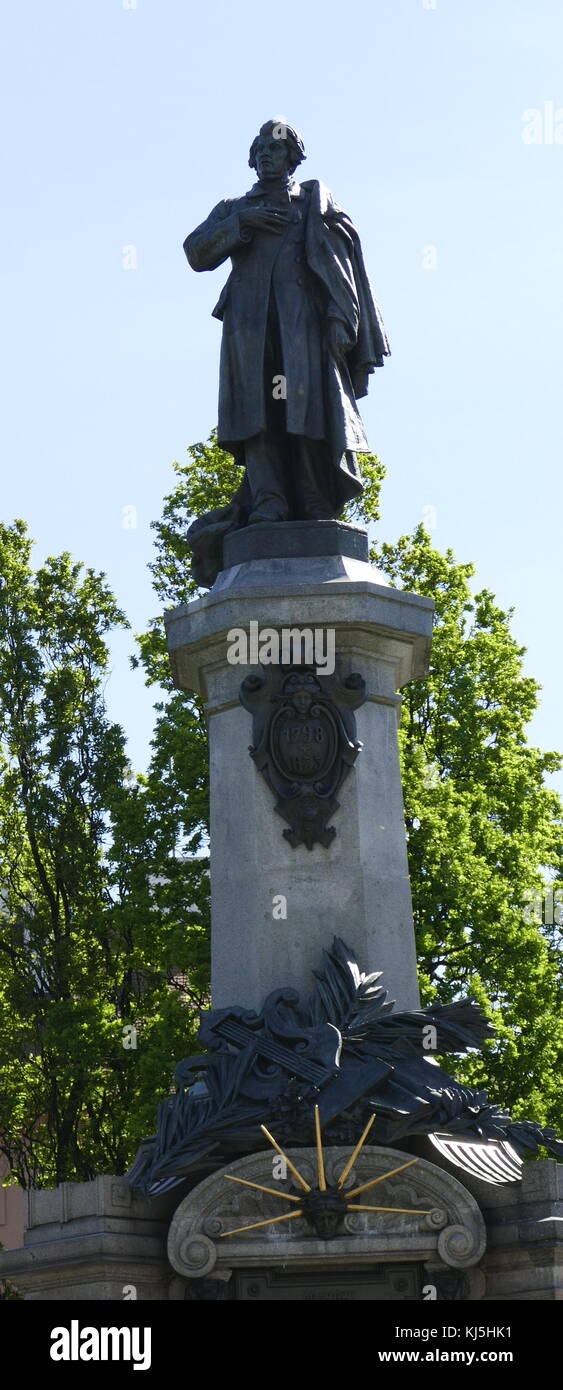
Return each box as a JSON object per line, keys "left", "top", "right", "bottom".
{"left": 184, "top": 178, "right": 390, "bottom": 493}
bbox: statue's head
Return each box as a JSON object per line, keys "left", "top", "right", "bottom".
{"left": 249, "top": 119, "right": 306, "bottom": 180}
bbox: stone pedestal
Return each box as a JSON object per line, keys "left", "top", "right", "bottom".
{"left": 470, "top": 1158, "right": 563, "bottom": 1301}
{"left": 0, "top": 1177, "right": 181, "bottom": 1301}
{"left": 165, "top": 523, "right": 433, "bottom": 1011}
{"left": 416, "top": 1141, "right": 563, "bottom": 1300}
{"left": 2, "top": 1160, "right": 561, "bottom": 1300}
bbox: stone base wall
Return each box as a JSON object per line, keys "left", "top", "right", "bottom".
{"left": 480, "top": 1159, "right": 563, "bottom": 1300}
{"left": 0, "top": 1160, "right": 561, "bottom": 1301}
{"left": 0, "top": 1176, "right": 185, "bottom": 1301}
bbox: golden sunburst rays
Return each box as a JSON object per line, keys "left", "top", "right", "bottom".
{"left": 224, "top": 1175, "right": 301, "bottom": 1204}
{"left": 345, "top": 1157, "right": 422, "bottom": 1199}
{"left": 336, "top": 1112, "right": 376, "bottom": 1188}
{"left": 219, "top": 1106, "right": 432, "bottom": 1239}
{"left": 259, "top": 1124, "right": 311, "bottom": 1191}
{"left": 314, "top": 1103, "right": 327, "bottom": 1191}
{"left": 219, "top": 1208, "right": 304, "bottom": 1238}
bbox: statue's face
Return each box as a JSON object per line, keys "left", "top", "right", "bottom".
{"left": 312, "top": 1207, "right": 343, "bottom": 1240}
{"left": 301, "top": 1189, "right": 348, "bottom": 1239}
{"left": 254, "top": 130, "right": 291, "bottom": 181}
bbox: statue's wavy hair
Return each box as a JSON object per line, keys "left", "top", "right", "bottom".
{"left": 248, "top": 120, "right": 306, "bottom": 175}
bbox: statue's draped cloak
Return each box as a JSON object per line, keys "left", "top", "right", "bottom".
{"left": 183, "top": 179, "right": 390, "bottom": 586}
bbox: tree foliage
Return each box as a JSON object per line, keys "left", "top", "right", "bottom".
{"left": 0, "top": 521, "right": 207, "bottom": 1187}
{"left": 372, "top": 528, "right": 563, "bottom": 1126}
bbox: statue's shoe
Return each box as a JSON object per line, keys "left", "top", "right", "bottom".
{"left": 247, "top": 510, "right": 288, "bottom": 524}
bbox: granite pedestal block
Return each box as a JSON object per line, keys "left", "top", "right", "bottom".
{"left": 2, "top": 1160, "right": 562, "bottom": 1300}
{"left": 0, "top": 1176, "right": 182, "bottom": 1301}
{"left": 165, "top": 524, "right": 434, "bottom": 1011}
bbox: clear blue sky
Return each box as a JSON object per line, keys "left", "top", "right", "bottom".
{"left": 1, "top": 0, "right": 562, "bottom": 783}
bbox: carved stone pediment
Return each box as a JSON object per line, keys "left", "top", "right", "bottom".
{"left": 167, "top": 1145, "right": 486, "bottom": 1283}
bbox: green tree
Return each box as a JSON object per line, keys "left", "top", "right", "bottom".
{"left": 0, "top": 521, "right": 207, "bottom": 1187}
{"left": 139, "top": 433, "right": 563, "bottom": 1135}
{"left": 373, "top": 527, "right": 563, "bottom": 1129}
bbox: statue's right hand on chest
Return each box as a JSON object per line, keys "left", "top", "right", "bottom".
{"left": 239, "top": 205, "right": 291, "bottom": 235}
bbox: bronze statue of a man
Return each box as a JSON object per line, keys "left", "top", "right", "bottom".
{"left": 184, "top": 119, "right": 390, "bottom": 585}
